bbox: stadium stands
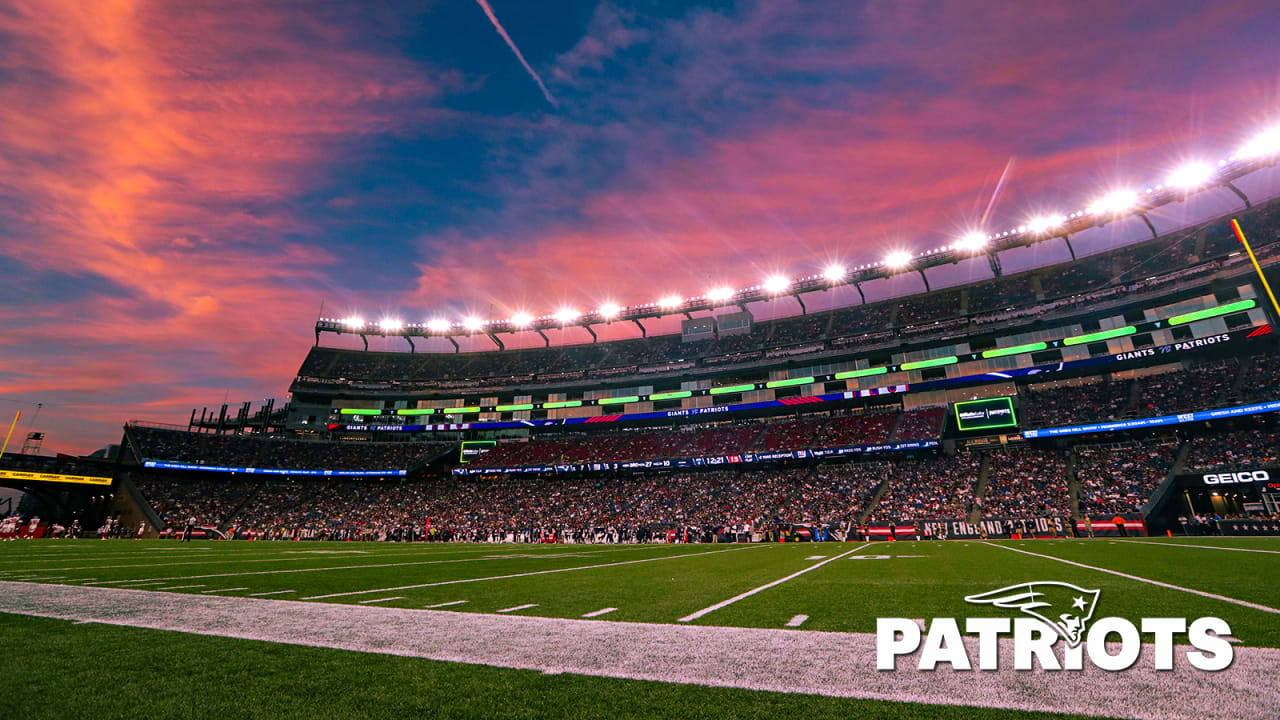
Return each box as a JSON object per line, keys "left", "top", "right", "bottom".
{"left": 864, "top": 455, "right": 981, "bottom": 522}
{"left": 1074, "top": 442, "right": 1177, "bottom": 515}
{"left": 1137, "top": 360, "right": 1239, "bottom": 417}
{"left": 1184, "top": 427, "right": 1280, "bottom": 471}
{"left": 128, "top": 426, "right": 454, "bottom": 471}
{"left": 978, "top": 449, "right": 1069, "bottom": 519}
{"left": 1021, "top": 380, "right": 1133, "bottom": 428}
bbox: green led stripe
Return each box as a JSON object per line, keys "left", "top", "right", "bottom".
{"left": 598, "top": 396, "right": 639, "bottom": 406}
{"left": 710, "top": 383, "right": 757, "bottom": 395}
{"left": 543, "top": 400, "right": 582, "bottom": 410}
{"left": 835, "top": 367, "right": 888, "bottom": 380}
{"left": 981, "top": 342, "right": 1048, "bottom": 359}
{"left": 396, "top": 408, "right": 435, "bottom": 416}
{"left": 495, "top": 403, "right": 534, "bottom": 412}
{"left": 766, "top": 376, "right": 815, "bottom": 389}
{"left": 1169, "top": 299, "right": 1256, "bottom": 326}
{"left": 650, "top": 390, "right": 692, "bottom": 401}
{"left": 901, "top": 356, "right": 958, "bottom": 371}
{"left": 439, "top": 406, "right": 480, "bottom": 414}
{"left": 339, "top": 409, "right": 382, "bottom": 415}
{"left": 1063, "top": 326, "right": 1135, "bottom": 346}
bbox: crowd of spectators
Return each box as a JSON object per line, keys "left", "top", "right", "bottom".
{"left": 1240, "top": 354, "right": 1280, "bottom": 402}
{"left": 977, "top": 449, "right": 1069, "bottom": 518}
{"left": 865, "top": 455, "right": 982, "bottom": 522}
{"left": 1184, "top": 427, "right": 1280, "bottom": 471}
{"left": 137, "top": 477, "right": 255, "bottom": 527}
{"left": 895, "top": 290, "right": 963, "bottom": 327}
{"left": 893, "top": 407, "right": 945, "bottom": 441}
{"left": 1075, "top": 442, "right": 1176, "bottom": 515}
{"left": 1021, "top": 380, "right": 1133, "bottom": 428}
{"left": 1137, "top": 360, "right": 1238, "bottom": 417}
{"left": 129, "top": 426, "right": 454, "bottom": 472}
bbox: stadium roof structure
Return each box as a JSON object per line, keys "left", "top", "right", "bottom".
{"left": 318, "top": 124, "right": 1280, "bottom": 349}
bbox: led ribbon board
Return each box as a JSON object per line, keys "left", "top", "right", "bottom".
{"left": 0, "top": 469, "right": 112, "bottom": 486}
{"left": 954, "top": 396, "right": 1018, "bottom": 432}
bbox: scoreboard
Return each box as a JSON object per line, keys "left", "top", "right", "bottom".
{"left": 953, "top": 396, "right": 1018, "bottom": 432}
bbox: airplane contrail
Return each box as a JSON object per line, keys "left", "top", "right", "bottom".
{"left": 473, "top": 0, "right": 558, "bottom": 107}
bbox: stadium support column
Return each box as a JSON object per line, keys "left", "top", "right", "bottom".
{"left": 583, "top": 324, "right": 597, "bottom": 342}
{"left": 632, "top": 318, "right": 647, "bottom": 337}
{"left": 359, "top": 333, "right": 368, "bottom": 351}
{"left": 405, "top": 336, "right": 416, "bottom": 353}
{"left": 536, "top": 329, "right": 550, "bottom": 347}
{"left": 916, "top": 268, "right": 931, "bottom": 292}
{"left": 1139, "top": 213, "right": 1158, "bottom": 240}
{"left": 1060, "top": 234, "right": 1076, "bottom": 261}
{"left": 446, "top": 336, "right": 459, "bottom": 353}
{"left": 487, "top": 333, "right": 504, "bottom": 350}
{"left": 986, "top": 251, "right": 1003, "bottom": 278}
{"left": 314, "top": 327, "right": 321, "bottom": 346}
{"left": 792, "top": 293, "right": 807, "bottom": 315}
{"left": 854, "top": 282, "right": 866, "bottom": 303}
{"left": 1223, "top": 181, "right": 1252, "bottom": 209}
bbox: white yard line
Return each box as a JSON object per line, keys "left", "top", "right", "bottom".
{"left": 497, "top": 604, "right": 538, "bottom": 613}
{"left": 158, "top": 585, "right": 206, "bottom": 590}
{"left": 0, "top": 581, "right": 1273, "bottom": 720}
{"left": 981, "top": 542, "right": 1280, "bottom": 615}
{"left": 301, "top": 545, "right": 764, "bottom": 600}
{"left": 785, "top": 614, "right": 808, "bottom": 627}
{"left": 678, "top": 544, "right": 870, "bottom": 623}
{"left": 200, "top": 587, "right": 248, "bottom": 594}
{"left": 581, "top": 607, "right": 617, "bottom": 618}
{"left": 249, "top": 589, "right": 296, "bottom": 597}
{"left": 1114, "top": 539, "right": 1280, "bottom": 555}
{"left": 426, "top": 600, "right": 468, "bottom": 609}
{"left": 358, "top": 597, "right": 405, "bottom": 605}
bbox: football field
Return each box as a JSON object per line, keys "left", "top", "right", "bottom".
{"left": 2, "top": 537, "right": 1278, "bottom": 719}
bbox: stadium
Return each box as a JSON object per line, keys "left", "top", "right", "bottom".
{"left": 3, "top": 4, "right": 1280, "bottom": 719}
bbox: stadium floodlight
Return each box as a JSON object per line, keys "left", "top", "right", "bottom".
{"left": 1027, "top": 214, "right": 1066, "bottom": 235}
{"left": 1087, "top": 189, "right": 1139, "bottom": 216}
{"left": 1238, "top": 125, "right": 1280, "bottom": 159}
{"left": 598, "top": 302, "right": 621, "bottom": 319}
{"left": 955, "top": 231, "right": 988, "bottom": 252}
{"left": 426, "top": 318, "right": 450, "bottom": 333}
{"left": 706, "top": 286, "right": 735, "bottom": 303}
{"left": 822, "top": 264, "right": 846, "bottom": 283}
{"left": 762, "top": 275, "right": 790, "bottom": 294}
{"left": 657, "top": 295, "right": 683, "bottom": 310}
{"left": 510, "top": 311, "right": 533, "bottom": 327}
{"left": 378, "top": 318, "right": 403, "bottom": 332}
{"left": 1167, "top": 162, "right": 1214, "bottom": 190}
{"left": 462, "top": 316, "right": 484, "bottom": 331}
{"left": 554, "top": 307, "right": 580, "bottom": 324}
{"left": 341, "top": 316, "right": 364, "bottom": 329}
{"left": 884, "top": 251, "right": 913, "bottom": 269}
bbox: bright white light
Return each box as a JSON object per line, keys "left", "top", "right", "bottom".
{"left": 706, "top": 286, "right": 735, "bottom": 303}
{"left": 823, "top": 264, "right": 846, "bottom": 282}
{"left": 426, "top": 318, "right": 450, "bottom": 332}
{"left": 554, "top": 307, "right": 579, "bottom": 324}
{"left": 763, "top": 275, "right": 790, "bottom": 294}
{"left": 1238, "top": 125, "right": 1280, "bottom": 159}
{"left": 342, "top": 316, "right": 364, "bottom": 328}
{"left": 658, "top": 295, "right": 683, "bottom": 309}
{"left": 1027, "top": 214, "right": 1066, "bottom": 235}
{"left": 379, "top": 318, "right": 403, "bottom": 332}
{"left": 1167, "top": 162, "right": 1214, "bottom": 189}
{"left": 510, "top": 311, "right": 533, "bottom": 327}
{"left": 1087, "top": 189, "right": 1139, "bottom": 216}
{"left": 598, "top": 302, "right": 621, "bottom": 319}
{"left": 955, "top": 232, "right": 988, "bottom": 252}
{"left": 884, "top": 251, "right": 913, "bottom": 269}
{"left": 462, "top": 316, "right": 484, "bottom": 331}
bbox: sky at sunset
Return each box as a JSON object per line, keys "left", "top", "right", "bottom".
{"left": 2, "top": 0, "right": 1280, "bottom": 454}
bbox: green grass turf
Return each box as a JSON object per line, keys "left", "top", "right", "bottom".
{"left": 0, "top": 614, "right": 1107, "bottom": 720}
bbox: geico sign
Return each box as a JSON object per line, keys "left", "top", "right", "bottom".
{"left": 1203, "top": 470, "right": 1270, "bottom": 485}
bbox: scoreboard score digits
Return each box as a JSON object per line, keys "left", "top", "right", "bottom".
{"left": 954, "top": 396, "right": 1018, "bottom": 432}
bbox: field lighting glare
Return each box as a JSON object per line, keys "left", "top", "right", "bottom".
{"left": 955, "top": 232, "right": 987, "bottom": 252}
{"left": 884, "top": 251, "right": 913, "bottom": 269}
{"left": 554, "top": 307, "right": 579, "bottom": 324}
{"left": 658, "top": 295, "right": 683, "bottom": 309}
{"left": 822, "top": 264, "right": 846, "bottom": 282}
{"left": 1167, "top": 162, "right": 1214, "bottom": 189}
{"left": 342, "top": 316, "right": 364, "bottom": 328}
{"left": 426, "top": 318, "right": 450, "bottom": 332}
{"left": 598, "top": 302, "right": 621, "bottom": 319}
{"left": 462, "top": 316, "right": 484, "bottom": 331}
{"left": 378, "top": 318, "right": 403, "bottom": 332}
{"left": 707, "top": 287, "right": 735, "bottom": 302}
{"left": 1088, "top": 189, "right": 1139, "bottom": 216}
{"left": 1027, "top": 215, "right": 1066, "bottom": 235}
{"left": 763, "top": 275, "right": 790, "bottom": 294}
{"left": 510, "top": 311, "right": 533, "bottom": 327}
{"left": 1238, "top": 125, "right": 1280, "bottom": 159}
